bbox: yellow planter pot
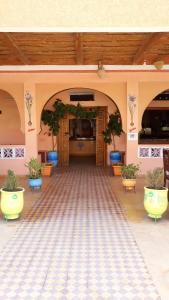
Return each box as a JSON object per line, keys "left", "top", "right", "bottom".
{"left": 122, "top": 178, "right": 136, "bottom": 191}
{"left": 0, "top": 188, "right": 24, "bottom": 220}
{"left": 144, "top": 187, "right": 168, "bottom": 219}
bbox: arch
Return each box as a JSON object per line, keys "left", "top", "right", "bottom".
{"left": 139, "top": 82, "right": 169, "bottom": 130}
{"left": 139, "top": 88, "right": 169, "bottom": 141}
{"left": 37, "top": 85, "right": 126, "bottom": 133}
{"left": 0, "top": 89, "right": 25, "bottom": 145}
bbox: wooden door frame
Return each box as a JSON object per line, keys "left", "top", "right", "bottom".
{"left": 58, "top": 106, "right": 107, "bottom": 166}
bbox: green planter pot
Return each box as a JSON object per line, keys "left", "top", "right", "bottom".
{"left": 0, "top": 188, "right": 24, "bottom": 220}
{"left": 144, "top": 186, "right": 168, "bottom": 219}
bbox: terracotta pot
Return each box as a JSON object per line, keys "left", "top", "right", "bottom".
{"left": 112, "top": 165, "right": 122, "bottom": 176}
{"left": 41, "top": 164, "right": 53, "bottom": 176}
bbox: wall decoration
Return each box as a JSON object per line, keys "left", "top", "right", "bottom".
{"left": 25, "top": 91, "right": 33, "bottom": 126}
{"left": 128, "top": 95, "right": 136, "bottom": 127}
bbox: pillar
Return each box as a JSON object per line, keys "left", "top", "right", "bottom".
{"left": 24, "top": 82, "right": 38, "bottom": 162}
{"left": 126, "top": 80, "right": 139, "bottom": 166}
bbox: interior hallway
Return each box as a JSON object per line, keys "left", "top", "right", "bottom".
{"left": 0, "top": 165, "right": 161, "bottom": 300}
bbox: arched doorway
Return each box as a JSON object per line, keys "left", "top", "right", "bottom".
{"left": 57, "top": 106, "right": 107, "bottom": 166}
{"left": 39, "top": 88, "right": 123, "bottom": 166}
{"left": 139, "top": 89, "right": 169, "bottom": 144}
{"left": 0, "top": 89, "right": 25, "bottom": 145}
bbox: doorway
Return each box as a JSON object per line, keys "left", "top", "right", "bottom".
{"left": 57, "top": 106, "right": 107, "bottom": 166}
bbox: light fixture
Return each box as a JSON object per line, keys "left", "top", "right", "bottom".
{"left": 97, "top": 61, "right": 106, "bottom": 78}
{"left": 154, "top": 60, "right": 164, "bottom": 70}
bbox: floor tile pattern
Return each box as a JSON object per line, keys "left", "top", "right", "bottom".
{"left": 0, "top": 166, "right": 160, "bottom": 299}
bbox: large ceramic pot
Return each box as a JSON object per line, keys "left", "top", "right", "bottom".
{"left": 144, "top": 187, "right": 168, "bottom": 219}
{"left": 28, "top": 178, "right": 42, "bottom": 189}
{"left": 0, "top": 188, "right": 24, "bottom": 220}
{"left": 110, "top": 151, "right": 121, "bottom": 164}
{"left": 47, "top": 151, "right": 58, "bottom": 167}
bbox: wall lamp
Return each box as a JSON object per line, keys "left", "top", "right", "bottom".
{"left": 97, "top": 61, "right": 107, "bottom": 78}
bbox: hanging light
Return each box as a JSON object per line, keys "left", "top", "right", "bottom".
{"left": 97, "top": 61, "right": 106, "bottom": 78}
{"left": 154, "top": 60, "right": 164, "bottom": 70}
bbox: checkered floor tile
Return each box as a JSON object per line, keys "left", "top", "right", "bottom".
{"left": 0, "top": 165, "right": 160, "bottom": 299}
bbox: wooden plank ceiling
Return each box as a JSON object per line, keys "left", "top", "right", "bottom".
{"left": 0, "top": 32, "right": 169, "bottom": 66}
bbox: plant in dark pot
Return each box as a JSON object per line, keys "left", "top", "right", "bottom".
{"left": 41, "top": 99, "right": 66, "bottom": 166}
{"left": 25, "top": 158, "right": 42, "bottom": 189}
{"left": 121, "top": 163, "right": 140, "bottom": 191}
{"left": 103, "top": 109, "right": 123, "bottom": 166}
{"left": 0, "top": 170, "right": 24, "bottom": 220}
{"left": 144, "top": 167, "right": 168, "bottom": 220}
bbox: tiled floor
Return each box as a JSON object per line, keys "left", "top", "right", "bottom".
{"left": 0, "top": 165, "right": 161, "bottom": 299}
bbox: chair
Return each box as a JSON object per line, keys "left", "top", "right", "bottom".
{"left": 163, "top": 149, "right": 169, "bottom": 187}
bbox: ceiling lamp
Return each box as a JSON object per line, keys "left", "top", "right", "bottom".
{"left": 154, "top": 60, "right": 164, "bottom": 70}
{"left": 97, "top": 61, "right": 106, "bottom": 78}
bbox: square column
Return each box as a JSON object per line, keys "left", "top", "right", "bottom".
{"left": 24, "top": 83, "right": 38, "bottom": 161}
{"left": 126, "top": 80, "right": 139, "bottom": 166}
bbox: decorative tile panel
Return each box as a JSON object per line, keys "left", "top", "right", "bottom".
{"left": 138, "top": 146, "right": 169, "bottom": 158}
{"left": 15, "top": 147, "right": 25, "bottom": 158}
{"left": 138, "top": 147, "right": 150, "bottom": 158}
{"left": 151, "top": 147, "right": 161, "bottom": 158}
{"left": 0, "top": 146, "right": 25, "bottom": 159}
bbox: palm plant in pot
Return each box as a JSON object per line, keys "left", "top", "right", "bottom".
{"left": 25, "top": 158, "right": 42, "bottom": 189}
{"left": 103, "top": 109, "right": 123, "bottom": 175}
{"left": 121, "top": 163, "right": 140, "bottom": 191}
{"left": 144, "top": 167, "right": 168, "bottom": 220}
{"left": 41, "top": 100, "right": 65, "bottom": 166}
{"left": 0, "top": 170, "right": 24, "bottom": 220}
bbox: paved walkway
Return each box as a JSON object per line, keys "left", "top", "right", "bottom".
{"left": 0, "top": 166, "right": 160, "bottom": 299}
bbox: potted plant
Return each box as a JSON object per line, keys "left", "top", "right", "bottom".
{"left": 25, "top": 158, "right": 42, "bottom": 189}
{"left": 103, "top": 109, "right": 123, "bottom": 165}
{"left": 41, "top": 162, "right": 53, "bottom": 176}
{"left": 0, "top": 170, "right": 24, "bottom": 220}
{"left": 144, "top": 167, "right": 168, "bottom": 220}
{"left": 121, "top": 163, "right": 140, "bottom": 191}
{"left": 41, "top": 99, "right": 65, "bottom": 166}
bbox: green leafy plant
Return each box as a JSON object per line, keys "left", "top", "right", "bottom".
{"left": 145, "top": 167, "right": 164, "bottom": 189}
{"left": 103, "top": 110, "right": 123, "bottom": 150}
{"left": 121, "top": 163, "right": 140, "bottom": 179}
{"left": 25, "top": 158, "right": 42, "bottom": 179}
{"left": 41, "top": 99, "right": 98, "bottom": 151}
{"left": 3, "top": 170, "right": 20, "bottom": 191}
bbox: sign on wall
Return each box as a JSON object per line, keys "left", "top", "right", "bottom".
{"left": 128, "top": 133, "right": 138, "bottom": 141}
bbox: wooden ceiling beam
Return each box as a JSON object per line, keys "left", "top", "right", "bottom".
{"left": 0, "top": 33, "right": 30, "bottom": 65}
{"left": 74, "top": 33, "right": 84, "bottom": 65}
{"left": 132, "top": 33, "right": 163, "bottom": 64}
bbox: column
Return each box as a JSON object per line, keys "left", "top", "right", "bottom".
{"left": 24, "top": 82, "right": 38, "bottom": 161}
{"left": 126, "top": 80, "right": 139, "bottom": 165}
